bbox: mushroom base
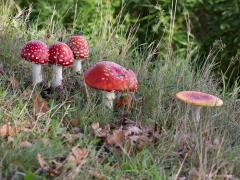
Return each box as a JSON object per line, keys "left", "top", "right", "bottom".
{"left": 52, "top": 65, "right": 63, "bottom": 87}
{"left": 73, "top": 59, "right": 83, "bottom": 73}
{"left": 32, "top": 64, "right": 43, "bottom": 85}
{"left": 102, "top": 91, "right": 116, "bottom": 110}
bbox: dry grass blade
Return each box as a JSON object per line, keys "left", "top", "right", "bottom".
{"left": 0, "top": 63, "right": 4, "bottom": 76}
{"left": 37, "top": 153, "right": 47, "bottom": 169}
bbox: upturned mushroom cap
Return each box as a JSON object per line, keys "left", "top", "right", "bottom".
{"left": 68, "top": 35, "right": 89, "bottom": 59}
{"left": 20, "top": 40, "right": 49, "bottom": 64}
{"left": 49, "top": 42, "right": 74, "bottom": 67}
{"left": 84, "top": 61, "right": 138, "bottom": 92}
{"left": 176, "top": 91, "right": 223, "bottom": 107}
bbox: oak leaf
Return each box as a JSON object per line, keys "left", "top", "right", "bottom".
{"left": 0, "top": 124, "right": 20, "bottom": 137}
{"left": 33, "top": 95, "right": 49, "bottom": 116}
{"left": 67, "top": 147, "right": 89, "bottom": 165}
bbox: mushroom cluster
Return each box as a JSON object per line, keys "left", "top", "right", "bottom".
{"left": 20, "top": 33, "right": 89, "bottom": 89}
{"left": 20, "top": 35, "right": 139, "bottom": 111}
{"left": 20, "top": 33, "right": 223, "bottom": 118}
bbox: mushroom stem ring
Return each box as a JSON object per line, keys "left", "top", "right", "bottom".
{"left": 102, "top": 91, "right": 116, "bottom": 110}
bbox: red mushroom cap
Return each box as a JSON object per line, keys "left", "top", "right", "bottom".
{"left": 68, "top": 35, "right": 89, "bottom": 59}
{"left": 20, "top": 40, "right": 49, "bottom": 64}
{"left": 49, "top": 42, "right": 74, "bottom": 67}
{"left": 176, "top": 91, "right": 223, "bottom": 107}
{"left": 84, "top": 61, "right": 138, "bottom": 92}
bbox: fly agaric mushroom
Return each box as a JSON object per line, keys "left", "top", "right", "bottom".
{"left": 20, "top": 40, "right": 49, "bottom": 85}
{"left": 49, "top": 42, "right": 74, "bottom": 87}
{"left": 84, "top": 61, "right": 138, "bottom": 110}
{"left": 68, "top": 33, "right": 89, "bottom": 73}
{"left": 176, "top": 91, "right": 223, "bottom": 122}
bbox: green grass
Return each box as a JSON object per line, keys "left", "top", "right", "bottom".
{"left": 0, "top": 1, "right": 240, "bottom": 179}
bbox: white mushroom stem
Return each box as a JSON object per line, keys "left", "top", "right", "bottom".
{"left": 32, "top": 64, "right": 43, "bottom": 85}
{"left": 73, "top": 58, "right": 83, "bottom": 73}
{"left": 102, "top": 91, "right": 116, "bottom": 110}
{"left": 191, "top": 106, "right": 202, "bottom": 123}
{"left": 52, "top": 65, "right": 63, "bottom": 87}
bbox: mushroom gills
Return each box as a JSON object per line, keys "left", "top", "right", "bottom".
{"left": 102, "top": 91, "right": 116, "bottom": 110}
{"left": 32, "top": 64, "right": 43, "bottom": 85}
{"left": 52, "top": 65, "right": 63, "bottom": 87}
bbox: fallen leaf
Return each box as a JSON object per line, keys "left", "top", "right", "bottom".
{"left": 116, "top": 94, "right": 135, "bottom": 111}
{"left": 33, "top": 94, "right": 49, "bottom": 116}
{"left": 7, "top": 136, "right": 14, "bottom": 143}
{"left": 70, "top": 119, "right": 79, "bottom": 127}
{"left": 89, "top": 122, "right": 108, "bottom": 138}
{"left": 37, "top": 153, "right": 47, "bottom": 168}
{"left": 67, "top": 147, "right": 89, "bottom": 165}
{"left": 107, "top": 129, "right": 125, "bottom": 146}
{"left": 63, "top": 133, "right": 81, "bottom": 144}
{"left": 19, "top": 141, "right": 33, "bottom": 148}
{"left": 47, "top": 160, "right": 63, "bottom": 177}
{"left": 91, "top": 122, "right": 100, "bottom": 130}
{"left": 124, "top": 125, "right": 142, "bottom": 136}
{"left": 0, "top": 124, "right": 20, "bottom": 137}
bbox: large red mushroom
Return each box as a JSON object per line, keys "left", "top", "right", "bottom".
{"left": 84, "top": 61, "right": 138, "bottom": 110}
{"left": 20, "top": 40, "right": 49, "bottom": 85}
{"left": 49, "top": 42, "right": 74, "bottom": 87}
{"left": 67, "top": 33, "right": 89, "bottom": 73}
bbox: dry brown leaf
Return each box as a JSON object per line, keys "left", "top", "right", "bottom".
{"left": 37, "top": 153, "right": 47, "bottom": 168}
{"left": 19, "top": 141, "right": 33, "bottom": 148}
{"left": 91, "top": 122, "right": 100, "bottom": 130}
{"left": 124, "top": 125, "right": 142, "bottom": 136}
{"left": 33, "top": 95, "right": 49, "bottom": 116}
{"left": 90, "top": 122, "right": 108, "bottom": 138}
{"left": 116, "top": 94, "right": 135, "bottom": 111}
{"left": 7, "top": 136, "right": 14, "bottom": 143}
{"left": 67, "top": 147, "right": 89, "bottom": 165}
{"left": 0, "top": 124, "right": 20, "bottom": 137}
{"left": 70, "top": 119, "right": 80, "bottom": 127}
{"left": 116, "top": 94, "right": 134, "bottom": 107}
{"left": 107, "top": 129, "right": 125, "bottom": 146}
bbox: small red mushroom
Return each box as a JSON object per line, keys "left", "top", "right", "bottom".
{"left": 84, "top": 61, "right": 138, "bottom": 110}
{"left": 20, "top": 40, "right": 49, "bottom": 85}
{"left": 176, "top": 91, "right": 223, "bottom": 122}
{"left": 67, "top": 33, "right": 89, "bottom": 73}
{"left": 49, "top": 42, "right": 74, "bottom": 87}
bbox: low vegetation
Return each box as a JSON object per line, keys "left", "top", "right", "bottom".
{"left": 0, "top": 1, "right": 240, "bottom": 179}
